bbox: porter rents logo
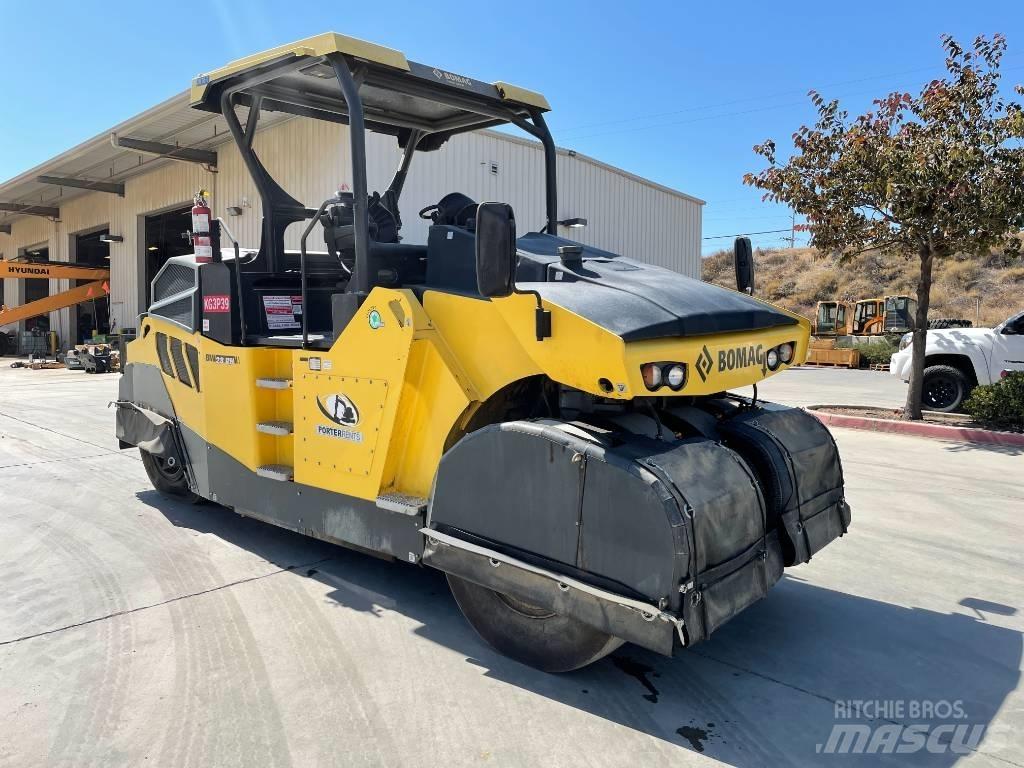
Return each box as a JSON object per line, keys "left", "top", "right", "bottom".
{"left": 817, "top": 700, "right": 986, "bottom": 756}
{"left": 317, "top": 393, "right": 359, "bottom": 427}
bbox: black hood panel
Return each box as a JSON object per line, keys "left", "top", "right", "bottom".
{"left": 515, "top": 233, "right": 798, "bottom": 341}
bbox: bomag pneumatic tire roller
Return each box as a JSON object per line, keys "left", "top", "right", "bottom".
{"left": 115, "top": 33, "right": 851, "bottom": 672}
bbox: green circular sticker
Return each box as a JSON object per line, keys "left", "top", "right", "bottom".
{"left": 368, "top": 309, "right": 384, "bottom": 329}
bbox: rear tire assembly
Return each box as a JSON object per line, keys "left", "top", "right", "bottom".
{"left": 140, "top": 449, "right": 201, "bottom": 503}
{"left": 446, "top": 574, "right": 623, "bottom": 673}
{"left": 928, "top": 318, "right": 972, "bottom": 330}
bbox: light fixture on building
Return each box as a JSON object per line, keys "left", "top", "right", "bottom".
{"left": 226, "top": 206, "right": 244, "bottom": 216}
{"left": 99, "top": 234, "right": 124, "bottom": 243}
{"left": 557, "top": 217, "right": 588, "bottom": 229}
{"left": 147, "top": 245, "right": 159, "bottom": 251}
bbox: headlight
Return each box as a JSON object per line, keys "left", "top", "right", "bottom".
{"left": 640, "top": 362, "right": 686, "bottom": 391}
{"left": 665, "top": 364, "right": 686, "bottom": 390}
{"left": 766, "top": 348, "right": 780, "bottom": 370}
{"left": 641, "top": 363, "right": 663, "bottom": 391}
{"left": 778, "top": 342, "right": 794, "bottom": 364}
{"left": 899, "top": 333, "right": 912, "bottom": 351}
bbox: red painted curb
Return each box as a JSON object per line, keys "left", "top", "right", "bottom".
{"left": 805, "top": 408, "right": 1024, "bottom": 447}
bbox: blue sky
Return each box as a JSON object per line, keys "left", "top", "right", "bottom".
{"left": 2, "top": 0, "right": 1022, "bottom": 254}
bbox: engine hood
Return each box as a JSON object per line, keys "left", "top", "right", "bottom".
{"left": 514, "top": 233, "right": 799, "bottom": 341}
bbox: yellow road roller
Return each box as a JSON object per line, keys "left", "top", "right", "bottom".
{"left": 116, "top": 33, "right": 851, "bottom": 672}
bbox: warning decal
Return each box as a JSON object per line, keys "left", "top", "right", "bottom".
{"left": 263, "top": 295, "right": 302, "bottom": 330}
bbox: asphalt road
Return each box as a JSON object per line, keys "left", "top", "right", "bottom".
{"left": 0, "top": 366, "right": 1020, "bottom": 767}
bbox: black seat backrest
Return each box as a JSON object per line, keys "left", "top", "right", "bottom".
{"left": 425, "top": 225, "right": 478, "bottom": 294}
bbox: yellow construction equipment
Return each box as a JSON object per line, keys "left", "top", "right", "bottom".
{"left": 115, "top": 33, "right": 851, "bottom": 672}
{"left": 812, "top": 300, "right": 853, "bottom": 336}
{"left": 852, "top": 295, "right": 917, "bottom": 335}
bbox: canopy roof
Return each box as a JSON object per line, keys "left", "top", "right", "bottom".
{"left": 190, "top": 32, "right": 550, "bottom": 144}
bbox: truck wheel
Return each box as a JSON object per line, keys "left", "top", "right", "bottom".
{"left": 447, "top": 574, "right": 623, "bottom": 672}
{"left": 140, "top": 449, "right": 201, "bottom": 503}
{"left": 922, "top": 365, "right": 969, "bottom": 413}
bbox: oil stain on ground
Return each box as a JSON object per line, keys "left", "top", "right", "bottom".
{"left": 676, "top": 723, "right": 712, "bottom": 753}
{"left": 611, "top": 655, "right": 660, "bottom": 703}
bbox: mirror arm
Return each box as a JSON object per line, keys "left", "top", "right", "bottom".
{"left": 513, "top": 287, "right": 551, "bottom": 341}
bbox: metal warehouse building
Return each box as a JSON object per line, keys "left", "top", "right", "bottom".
{"left": 0, "top": 90, "right": 703, "bottom": 346}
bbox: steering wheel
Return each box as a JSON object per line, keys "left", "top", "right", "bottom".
{"left": 418, "top": 203, "right": 439, "bottom": 220}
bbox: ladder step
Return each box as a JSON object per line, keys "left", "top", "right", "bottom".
{"left": 256, "top": 464, "right": 293, "bottom": 481}
{"left": 256, "top": 420, "right": 293, "bottom": 436}
{"left": 256, "top": 377, "right": 292, "bottom": 390}
{"left": 376, "top": 492, "right": 429, "bottom": 516}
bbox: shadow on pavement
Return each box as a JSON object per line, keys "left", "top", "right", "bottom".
{"left": 941, "top": 440, "right": 1024, "bottom": 457}
{"left": 144, "top": 492, "right": 1021, "bottom": 767}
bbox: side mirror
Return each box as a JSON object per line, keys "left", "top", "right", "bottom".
{"left": 734, "top": 236, "right": 755, "bottom": 294}
{"left": 475, "top": 202, "right": 517, "bottom": 298}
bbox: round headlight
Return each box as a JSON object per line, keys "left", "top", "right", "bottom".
{"left": 766, "top": 348, "right": 780, "bottom": 370}
{"left": 899, "top": 333, "right": 912, "bottom": 351}
{"left": 665, "top": 364, "right": 686, "bottom": 390}
{"left": 778, "top": 343, "right": 794, "bottom": 364}
{"left": 641, "top": 363, "right": 663, "bottom": 391}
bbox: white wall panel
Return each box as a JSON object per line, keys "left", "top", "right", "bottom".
{"left": 2, "top": 118, "right": 700, "bottom": 348}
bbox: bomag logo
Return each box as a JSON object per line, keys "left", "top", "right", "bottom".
{"left": 10, "top": 266, "right": 49, "bottom": 276}
{"left": 695, "top": 345, "right": 714, "bottom": 382}
{"left": 719, "top": 344, "right": 766, "bottom": 374}
{"left": 431, "top": 68, "right": 473, "bottom": 88}
{"left": 696, "top": 343, "right": 766, "bottom": 382}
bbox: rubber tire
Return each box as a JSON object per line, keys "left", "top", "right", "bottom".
{"left": 447, "top": 574, "right": 624, "bottom": 673}
{"left": 929, "top": 318, "right": 972, "bottom": 330}
{"left": 140, "top": 448, "right": 201, "bottom": 503}
{"left": 922, "top": 365, "right": 970, "bottom": 413}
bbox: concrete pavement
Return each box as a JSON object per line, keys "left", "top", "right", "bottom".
{"left": 0, "top": 366, "right": 1021, "bottom": 767}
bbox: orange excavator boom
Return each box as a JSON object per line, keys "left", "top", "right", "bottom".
{"left": 0, "top": 259, "right": 111, "bottom": 328}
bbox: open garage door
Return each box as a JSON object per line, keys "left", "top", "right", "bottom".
{"left": 73, "top": 229, "right": 110, "bottom": 343}
{"left": 143, "top": 206, "right": 193, "bottom": 308}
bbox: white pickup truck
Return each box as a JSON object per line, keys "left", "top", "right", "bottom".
{"left": 890, "top": 310, "right": 1024, "bottom": 412}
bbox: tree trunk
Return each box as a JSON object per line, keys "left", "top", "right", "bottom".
{"left": 903, "top": 242, "right": 936, "bottom": 420}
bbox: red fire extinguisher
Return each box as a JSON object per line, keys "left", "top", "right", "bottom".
{"left": 191, "top": 190, "right": 213, "bottom": 263}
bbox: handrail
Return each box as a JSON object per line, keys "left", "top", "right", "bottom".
{"left": 299, "top": 197, "right": 340, "bottom": 349}
{"left": 216, "top": 218, "right": 247, "bottom": 345}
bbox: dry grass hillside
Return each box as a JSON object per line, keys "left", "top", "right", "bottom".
{"left": 702, "top": 245, "right": 1024, "bottom": 328}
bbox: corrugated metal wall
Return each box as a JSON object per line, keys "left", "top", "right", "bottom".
{"left": 2, "top": 119, "right": 700, "bottom": 341}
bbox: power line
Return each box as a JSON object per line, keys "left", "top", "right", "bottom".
{"left": 703, "top": 228, "right": 791, "bottom": 241}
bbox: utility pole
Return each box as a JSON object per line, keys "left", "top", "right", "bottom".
{"left": 787, "top": 210, "right": 797, "bottom": 249}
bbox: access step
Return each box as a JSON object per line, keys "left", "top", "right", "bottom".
{"left": 376, "top": 492, "right": 429, "bottom": 516}
{"left": 256, "top": 420, "right": 293, "bottom": 436}
{"left": 256, "top": 464, "right": 293, "bottom": 481}
{"left": 256, "top": 377, "right": 292, "bottom": 390}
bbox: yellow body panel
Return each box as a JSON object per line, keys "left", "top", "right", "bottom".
{"left": 130, "top": 284, "right": 809, "bottom": 503}
{"left": 190, "top": 32, "right": 549, "bottom": 112}
{"left": 190, "top": 32, "right": 410, "bottom": 105}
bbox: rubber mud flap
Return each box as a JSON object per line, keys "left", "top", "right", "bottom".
{"left": 114, "top": 401, "right": 177, "bottom": 458}
{"left": 690, "top": 530, "right": 785, "bottom": 638}
{"left": 716, "top": 401, "right": 851, "bottom": 565}
{"left": 430, "top": 420, "right": 790, "bottom": 650}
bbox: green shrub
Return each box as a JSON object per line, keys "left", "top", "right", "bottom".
{"left": 964, "top": 372, "right": 1024, "bottom": 431}
{"left": 855, "top": 341, "right": 898, "bottom": 366}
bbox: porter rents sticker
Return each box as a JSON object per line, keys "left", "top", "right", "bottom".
{"left": 203, "top": 294, "right": 230, "bottom": 313}
{"left": 263, "top": 295, "right": 302, "bottom": 330}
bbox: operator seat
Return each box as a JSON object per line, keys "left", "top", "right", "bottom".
{"left": 424, "top": 192, "right": 480, "bottom": 294}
